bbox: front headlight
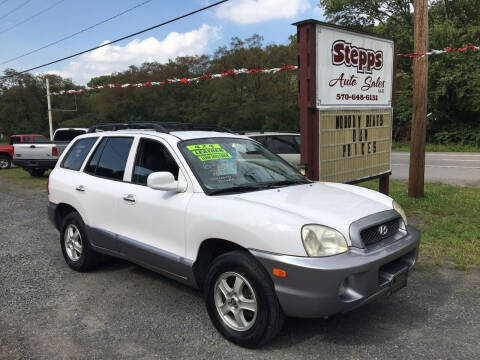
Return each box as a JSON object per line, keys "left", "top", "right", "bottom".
{"left": 301, "top": 225, "right": 348, "bottom": 257}
{"left": 393, "top": 200, "right": 408, "bottom": 226}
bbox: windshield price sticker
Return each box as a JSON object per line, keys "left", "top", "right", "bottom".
{"left": 187, "top": 144, "right": 233, "bottom": 162}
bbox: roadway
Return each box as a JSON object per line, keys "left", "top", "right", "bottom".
{"left": 391, "top": 152, "right": 480, "bottom": 186}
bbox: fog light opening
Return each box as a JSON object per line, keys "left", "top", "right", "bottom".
{"left": 338, "top": 278, "right": 349, "bottom": 297}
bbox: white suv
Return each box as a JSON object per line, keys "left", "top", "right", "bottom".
{"left": 47, "top": 122, "right": 420, "bottom": 347}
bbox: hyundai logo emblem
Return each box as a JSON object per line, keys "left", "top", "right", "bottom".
{"left": 378, "top": 224, "right": 389, "bottom": 236}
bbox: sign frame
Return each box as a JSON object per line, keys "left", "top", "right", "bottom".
{"left": 315, "top": 24, "right": 395, "bottom": 109}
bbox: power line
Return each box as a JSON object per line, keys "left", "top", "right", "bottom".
{"left": 0, "top": 0, "right": 153, "bottom": 65}
{"left": 1, "top": 0, "right": 229, "bottom": 79}
{"left": 0, "top": 0, "right": 66, "bottom": 36}
{"left": 0, "top": 0, "right": 33, "bottom": 21}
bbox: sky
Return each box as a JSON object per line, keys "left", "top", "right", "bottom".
{"left": 0, "top": 0, "right": 324, "bottom": 84}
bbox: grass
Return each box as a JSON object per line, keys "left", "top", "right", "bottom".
{"left": 392, "top": 141, "right": 480, "bottom": 152}
{"left": 0, "top": 167, "right": 50, "bottom": 192}
{"left": 361, "top": 179, "right": 480, "bottom": 270}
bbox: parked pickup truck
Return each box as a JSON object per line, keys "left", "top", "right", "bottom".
{"left": 13, "top": 128, "right": 87, "bottom": 176}
{"left": 0, "top": 134, "right": 49, "bottom": 170}
{"left": 48, "top": 122, "right": 420, "bottom": 347}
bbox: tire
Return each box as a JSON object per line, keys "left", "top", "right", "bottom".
{"left": 60, "top": 212, "right": 102, "bottom": 272}
{"left": 204, "top": 250, "right": 285, "bottom": 348}
{"left": 27, "top": 168, "right": 45, "bottom": 177}
{"left": 0, "top": 155, "right": 11, "bottom": 169}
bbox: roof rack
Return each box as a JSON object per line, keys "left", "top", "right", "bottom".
{"left": 162, "top": 122, "right": 234, "bottom": 133}
{"left": 88, "top": 122, "right": 170, "bottom": 134}
{"left": 236, "top": 130, "right": 299, "bottom": 135}
{"left": 87, "top": 122, "right": 234, "bottom": 134}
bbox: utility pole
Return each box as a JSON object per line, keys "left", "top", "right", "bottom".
{"left": 408, "top": 0, "right": 429, "bottom": 198}
{"left": 46, "top": 78, "right": 53, "bottom": 140}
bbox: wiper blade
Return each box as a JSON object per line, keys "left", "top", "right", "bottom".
{"left": 264, "top": 179, "right": 312, "bottom": 187}
{"left": 208, "top": 180, "right": 311, "bottom": 195}
{"left": 208, "top": 185, "right": 268, "bottom": 195}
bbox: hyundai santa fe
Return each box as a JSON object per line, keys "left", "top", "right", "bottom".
{"left": 47, "top": 122, "right": 420, "bottom": 347}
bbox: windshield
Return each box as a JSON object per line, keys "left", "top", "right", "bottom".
{"left": 179, "top": 138, "right": 309, "bottom": 195}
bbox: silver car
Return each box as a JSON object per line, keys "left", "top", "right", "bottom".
{"left": 245, "top": 132, "right": 301, "bottom": 169}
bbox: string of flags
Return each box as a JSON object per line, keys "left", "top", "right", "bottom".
{"left": 50, "top": 64, "right": 298, "bottom": 96}
{"left": 50, "top": 44, "right": 479, "bottom": 96}
{"left": 397, "top": 43, "right": 479, "bottom": 58}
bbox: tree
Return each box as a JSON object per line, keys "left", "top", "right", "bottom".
{"left": 318, "top": 0, "right": 480, "bottom": 146}
{"left": 318, "top": 0, "right": 413, "bottom": 27}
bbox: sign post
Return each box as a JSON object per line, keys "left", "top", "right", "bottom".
{"left": 294, "top": 20, "right": 396, "bottom": 194}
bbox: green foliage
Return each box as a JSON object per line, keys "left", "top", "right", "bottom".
{"left": 319, "top": 0, "right": 480, "bottom": 144}
{"left": 0, "top": 34, "right": 299, "bottom": 135}
{"left": 432, "top": 127, "right": 480, "bottom": 146}
{"left": 318, "top": 0, "right": 412, "bottom": 28}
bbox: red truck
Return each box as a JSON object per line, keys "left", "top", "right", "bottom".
{"left": 0, "top": 134, "right": 49, "bottom": 170}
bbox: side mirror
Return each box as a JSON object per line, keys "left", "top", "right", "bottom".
{"left": 147, "top": 172, "right": 187, "bottom": 192}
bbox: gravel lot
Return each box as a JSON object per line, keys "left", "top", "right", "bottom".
{"left": 1, "top": 184, "right": 479, "bottom": 359}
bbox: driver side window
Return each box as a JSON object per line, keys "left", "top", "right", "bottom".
{"left": 132, "top": 138, "right": 179, "bottom": 186}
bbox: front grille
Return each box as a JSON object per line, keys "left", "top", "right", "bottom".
{"left": 360, "top": 218, "right": 401, "bottom": 247}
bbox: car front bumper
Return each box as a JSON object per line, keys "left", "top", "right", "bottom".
{"left": 250, "top": 225, "right": 420, "bottom": 318}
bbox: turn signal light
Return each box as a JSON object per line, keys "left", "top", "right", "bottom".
{"left": 272, "top": 268, "right": 287, "bottom": 278}
{"left": 52, "top": 146, "right": 58, "bottom": 156}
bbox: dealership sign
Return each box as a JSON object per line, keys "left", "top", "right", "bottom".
{"left": 295, "top": 20, "right": 395, "bottom": 190}
{"left": 316, "top": 24, "right": 394, "bottom": 109}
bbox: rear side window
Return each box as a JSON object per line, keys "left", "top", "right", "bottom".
{"left": 269, "top": 135, "right": 299, "bottom": 154}
{"left": 85, "top": 137, "right": 133, "bottom": 181}
{"left": 53, "top": 130, "right": 86, "bottom": 141}
{"left": 62, "top": 138, "right": 98, "bottom": 171}
{"left": 33, "top": 136, "right": 47, "bottom": 142}
{"left": 294, "top": 135, "right": 300, "bottom": 147}
{"left": 251, "top": 136, "right": 267, "bottom": 146}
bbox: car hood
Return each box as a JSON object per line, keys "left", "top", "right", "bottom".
{"left": 230, "top": 182, "right": 393, "bottom": 244}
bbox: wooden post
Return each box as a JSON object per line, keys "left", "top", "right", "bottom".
{"left": 408, "top": 0, "right": 429, "bottom": 198}
{"left": 379, "top": 175, "right": 390, "bottom": 195}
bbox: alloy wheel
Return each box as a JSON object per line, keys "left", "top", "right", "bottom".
{"left": 214, "top": 271, "right": 258, "bottom": 331}
{"left": 64, "top": 224, "right": 83, "bottom": 261}
{"left": 0, "top": 159, "right": 9, "bottom": 169}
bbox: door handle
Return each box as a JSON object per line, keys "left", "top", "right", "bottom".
{"left": 75, "top": 185, "right": 85, "bottom": 192}
{"left": 30, "top": 145, "right": 36, "bottom": 148}
{"left": 123, "top": 194, "right": 136, "bottom": 204}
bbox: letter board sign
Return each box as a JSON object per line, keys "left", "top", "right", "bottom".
{"left": 316, "top": 24, "right": 394, "bottom": 109}
{"left": 318, "top": 109, "right": 392, "bottom": 182}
